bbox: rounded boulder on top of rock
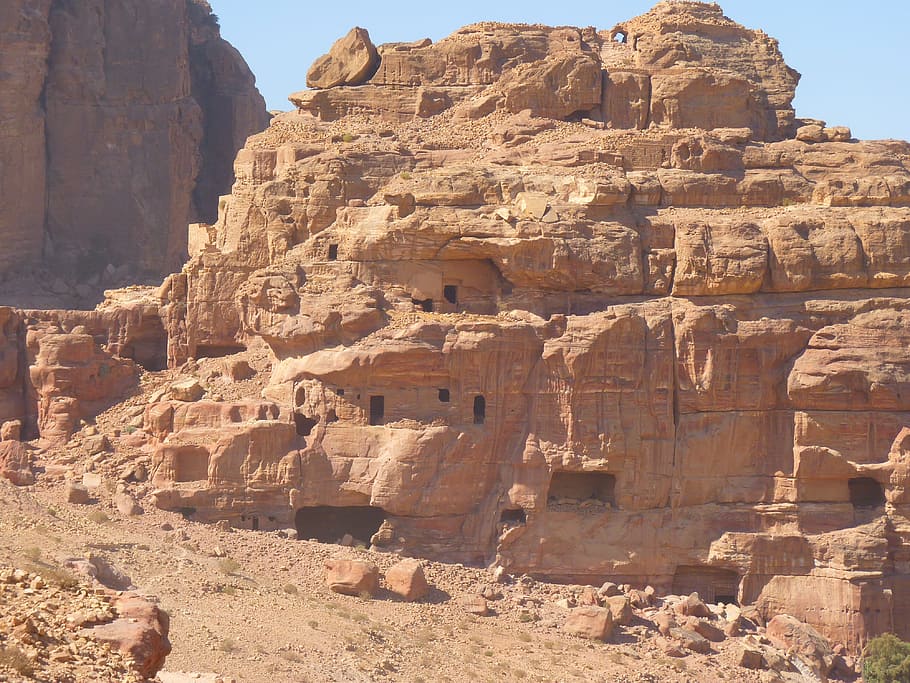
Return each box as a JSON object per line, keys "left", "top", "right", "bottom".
{"left": 385, "top": 559, "right": 430, "bottom": 602}
{"left": 324, "top": 558, "right": 379, "bottom": 597}
{"left": 306, "top": 27, "right": 380, "bottom": 89}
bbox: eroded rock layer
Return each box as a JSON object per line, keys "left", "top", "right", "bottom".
{"left": 0, "top": 0, "right": 269, "bottom": 298}
{"left": 3, "top": 1, "right": 909, "bottom": 656}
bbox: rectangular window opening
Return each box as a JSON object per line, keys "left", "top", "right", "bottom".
{"left": 369, "top": 395, "right": 385, "bottom": 425}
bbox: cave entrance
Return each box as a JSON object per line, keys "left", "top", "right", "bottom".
{"left": 849, "top": 477, "right": 886, "bottom": 509}
{"left": 473, "top": 395, "right": 486, "bottom": 424}
{"left": 174, "top": 446, "right": 210, "bottom": 482}
{"left": 443, "top": 285, "right": 458, "bottom": 305}
{"left": 294, "top": 414, "right": 318, "bottom": 437}
{"left": 500, "top": 508, "right": 527, "bottom": 526}
{"left": 672, "top": 566, "right": 740, "bottom": 605}
{"left": 369, "top": 395, "right": 385, "bottom": 425}
{"left": 294, "top": 506, "right": 387, "bottom": 545}
{"left": 123, "top": 316, "right": 168, "bottom": 371}
{"left": 412, "top": 298, "right": 434, "bottom": 312}
{"left": 547, "top": 471, "right": 616, "bottom": 507}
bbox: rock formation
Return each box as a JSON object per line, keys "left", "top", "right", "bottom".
{"left": 0, "top": 0, "right": 269, "bottom": 304}
{"left": 2, "top": 0, "right": 909, "bottom": 657}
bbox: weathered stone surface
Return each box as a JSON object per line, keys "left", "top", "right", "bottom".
{"left": 3, "top": 1, "right": 910, "bottom": 662}
{"left": 458, "top": 594, "right": 491, "bottom": 616}
{"left": 291, "top": 2, "right": 797, "bottom": 140}
{"left": 563, "top": 607, "right": 613, "bottom": 641}
{"left": 766, "top": 614, "right": 833, "bottom": 678}
{"left": 672, "top": 627, "right": 712, "bottom": 654}
{"left": 306, "top": 27, "right": 380, "bottom": 89}
{"left": 0, "top": 441, "right": 34, "bottom": 486}
{"left": 84, "top": 593, "right": 171, "bottom": 678}
{"left": 65, "top": 482, "right": 91, "bottom": 505}
{"left": 0, "top": 0, "right": 269, "bottom": 296}
{"left": 385, "top": 559, "right": 430, "bottom": 601}
{"left": 324, "top": 559, "right": 379, "bottom": 597}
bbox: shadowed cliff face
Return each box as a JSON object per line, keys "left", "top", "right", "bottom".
{"left": 0, "top": 0, "right": 269, "bottom": 302}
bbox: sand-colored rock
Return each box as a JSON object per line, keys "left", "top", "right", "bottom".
{"left": 306, "top": 27, "right": 380, "bottom": 89}
{"left": 563, "top": 607, "right": 613, "bottom": 641}
{"left": 385, "top": 559, "right": 430, "bottom": 601}
{"left": 0, "top": 441, "right": 34, "bottom": 486}
{"left": 0, "top": 0, "right": 269, "bottom": 295}
{"left": 85, "top": 593, "right": 172, "bottom": 678}
{"left": 2, "top": 1, "right": 910, "bottom": 661}
{"left": 324, "top": 559, "right": 379, "bottom": 597}
{"left": 766, "top": 614, "right": 833, "bottom": 678}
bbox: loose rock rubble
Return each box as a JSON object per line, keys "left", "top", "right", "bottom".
{"left": 0, "top": 565, "right": 167, "bottom": 682}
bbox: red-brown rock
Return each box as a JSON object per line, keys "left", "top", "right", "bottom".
{"left": 385, "top": 559, "right": 430, "bottom": 602}
{"left": 84, "top": 594, "right": 171, "bottom": 678}
{"left": 324, "top": 559, "right": 380, "bottom": 597}
{"left": 563, "top": 607, "right": 613, "bottom": 641}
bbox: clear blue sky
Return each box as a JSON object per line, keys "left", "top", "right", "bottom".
{"left": 211, "top": 1, "right": 909, "bottom": 141}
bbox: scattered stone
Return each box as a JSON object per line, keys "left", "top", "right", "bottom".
{"left": 1, "top": 419, "right": 22, "bottom": 441}
{"left": 766, "top": 614, "right": 833, "bottom": 678}
{"left": 598, "top": 581, "right": 620, "bottom": 598}
{"left": 82, "top": 472, "right": 103, "bottom": 489}
{"left": 654, "top": 611, "right": 675, "bottom": 637}
{"left": 0, "top": 440, "right": 34, "bottom": 486}
{"left": 689, "top": 618, "right": 726, "bottom": 643}
{"left": 606, "top": 595, "right": 633, "bottom": 626}
{"left": 167, "top": 378, "right": 205, "bottom": 402}
{"left": 65, "top": 481, "right": 91, "bottom": 504}
{"left": 735, "top": 643, "right": 766, "bottom": 669}
{"left": 577, "top": 585, "right": 600, "bottom": 606}
{"left": 671, "top": 627, "right": 712, "bottom": 654}
{"left": 457, "top": 594, "right": 490, "bottom": 616}
{"left": 675, "top": 592, "right": 712, "bottom": 618}
{"left": 113, "top": 492, "right": 143, "bottom": 516}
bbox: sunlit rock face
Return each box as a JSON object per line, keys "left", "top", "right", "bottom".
{"left": 5, "top": 1, "right": 910, "bottom": 655}
{"left": 0, "top": 0, "right": 269, "bottom": 291}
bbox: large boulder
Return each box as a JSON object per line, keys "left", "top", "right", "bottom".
{"left": 324, "top": 559, "right": 380, "bottom": 597}
{"left": 385, "top": 559, "right": 430, "bottom": 601}
{"left": 766, "top": 614, "right": 833, "bottom": 678}
{"left": 0, "top": 440, "right": 34, "bottom": 486}
{"left": 306, "top": 27, "right": 380, "bottom": 89}
{"left": 563, "top": 607, "right": 613, "bottom": 641}
{"left": 84, "top": 594, "right": 171, "bottom": 678}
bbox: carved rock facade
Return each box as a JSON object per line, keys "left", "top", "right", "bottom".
{"left": 3, "top": 1, "right": 909, "bottom": 655}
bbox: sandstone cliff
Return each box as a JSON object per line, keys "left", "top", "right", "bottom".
{"left": 0, "top": 0, "right": 269, "bottom": 304}
{"left": 2, "top": 0, "right": 909, "bottom": 659}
